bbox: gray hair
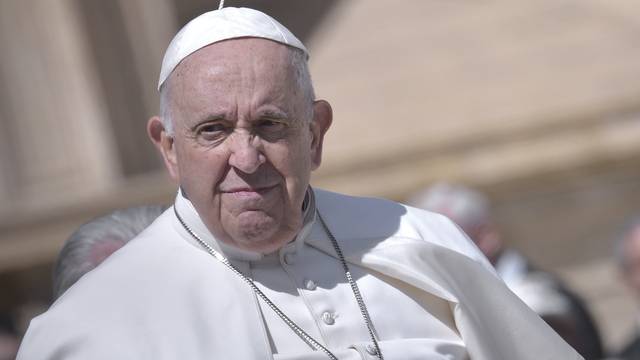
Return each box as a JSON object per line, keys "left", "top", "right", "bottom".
{"left": 409, "top": 183, "right": 492, "bottom": 232}
{"left": 53, "top": 205, "right": 165, "bottom": 299}
{"left": 614, "top": 216, "right": 640, "bottom": 270}
{"left": 159, "top": 46, "right": 315, "bottom": 135}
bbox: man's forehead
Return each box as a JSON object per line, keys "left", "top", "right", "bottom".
{"left": 170, "top": 38, "right": 296, "bottom": 88}
{"left": 166, "top": 39, "right": 303, "bottom": 124}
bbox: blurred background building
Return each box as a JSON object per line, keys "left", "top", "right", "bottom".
{"left": 1, "top": 0, "right": 639, "bottom": 353}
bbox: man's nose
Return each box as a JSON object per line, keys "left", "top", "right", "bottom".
{"left": 227, "top": 130, "right": 266, "bottom": 174}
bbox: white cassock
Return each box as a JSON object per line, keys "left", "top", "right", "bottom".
{"left": 18, "top": 188, "right": 582, "bottom": 360}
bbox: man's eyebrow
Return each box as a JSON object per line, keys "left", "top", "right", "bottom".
{"left": 257, "top": 108, "right": 288, "bottom": 119}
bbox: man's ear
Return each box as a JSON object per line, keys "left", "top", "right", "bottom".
{"left": 147, "top": 116, "right": 179, "bottom": 181}
{"left": 309, "top": 100, "right": 332, "bottom": 170}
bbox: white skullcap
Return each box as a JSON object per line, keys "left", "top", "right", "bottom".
{"left": 158, "top": 7, "right": 308, "bottom": 90}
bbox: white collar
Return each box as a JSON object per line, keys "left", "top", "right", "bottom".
{"left": 172, "top": 188, "right": 316, "bottom": 262}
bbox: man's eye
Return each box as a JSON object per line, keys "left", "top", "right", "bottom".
{"left": 197, "top": 123, "right": 229, "bottom": 135}
{"left": 196, "top": 123, "right": 230, "bottom": 142}
{"left": 258, "top": 119, "right": 286, "bottom": 131}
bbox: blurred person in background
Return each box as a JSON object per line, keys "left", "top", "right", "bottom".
{"left": 614, "top": 217, "right": 640, "bottom": 359}
{"left": 412, "top": 183, "right": 604, "bottom": 359}
{"left": 53, "top": 205, "right": 164, "bottom": 300}
{"left": 0, "top": 314, "right": 18, "bottom": 360}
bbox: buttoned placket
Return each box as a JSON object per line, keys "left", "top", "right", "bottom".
{"left": 274, "top": 240, "right": 373, "bottom": 354}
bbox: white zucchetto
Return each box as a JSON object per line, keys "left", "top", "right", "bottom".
{"left": 158, "top": 7, "right": 308, "bottom": 90}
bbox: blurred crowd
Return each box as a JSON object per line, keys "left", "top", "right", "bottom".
{"left": 410, "top": 183, "right": 640, "bottom": 360}
{"left": 2, "top": 184, "right": 640, "bottom": 359}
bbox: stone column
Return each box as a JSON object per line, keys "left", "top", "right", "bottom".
{"left": 0, "top": 0, "right": 117, "bottom": 218}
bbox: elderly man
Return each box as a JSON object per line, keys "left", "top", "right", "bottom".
{"left": 53, "top": 206, "right": 165, "bottom": 299}
{"left": 18, "top": 7, "right": 582, "bottom": 360}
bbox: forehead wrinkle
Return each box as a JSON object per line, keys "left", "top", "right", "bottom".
{"left": 170, "top": 39, "right": 304, "bottom": 126}
{"left": 240, "top": 57, "right": 301, "bottom": 123}
{"left": 255, "top": 59, "right": 305, "bottom": 116}
{"left": 171, "top": 57, "right": 239, "bottom": 126}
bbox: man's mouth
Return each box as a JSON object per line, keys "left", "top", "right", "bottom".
{"left": 221, "top": 184, "right": 278, "bottom": 196}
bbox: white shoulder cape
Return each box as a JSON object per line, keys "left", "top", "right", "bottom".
{"left": 17, "top": 188, "right": 582, "bottom": 360}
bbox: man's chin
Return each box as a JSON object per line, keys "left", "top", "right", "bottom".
{"left": 229, "top": 214, "right": 286, "bottom": 252}
{"left": 235, "top": 209, "right": 275, "bottom": 228}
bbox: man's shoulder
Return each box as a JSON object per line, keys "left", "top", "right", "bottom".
{"left": 313, "top": 187, "right": 448, "bottom": 226}
{"left": 32, "top": 210, "right": 219, "bottom": 321}
{"left": 79, "top": 209, "right": 189, "bottom": 276}
{"left": 56, "top": 208, "right": 231, "bottom": 298}
{"left": 313, "top": 188, "right": 485, "bottom": 261}
{"left": 18, "top": 209, "right": 257, "bottom": 359}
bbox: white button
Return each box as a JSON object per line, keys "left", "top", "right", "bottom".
{"left": 366, "top": 344, "right": 378, "bottom": 356}
{"left": 304, "top": 279, "right": 317, "bottom": 290}
{"left": 283, "top": 252, "right": 295, "bottom": 265}
{"left": 321, "top": 311, "right": 335, "bottom": 325}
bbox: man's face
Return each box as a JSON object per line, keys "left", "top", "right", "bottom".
{"left": 151, "top": 39, "right": 331, "bottom": 253}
